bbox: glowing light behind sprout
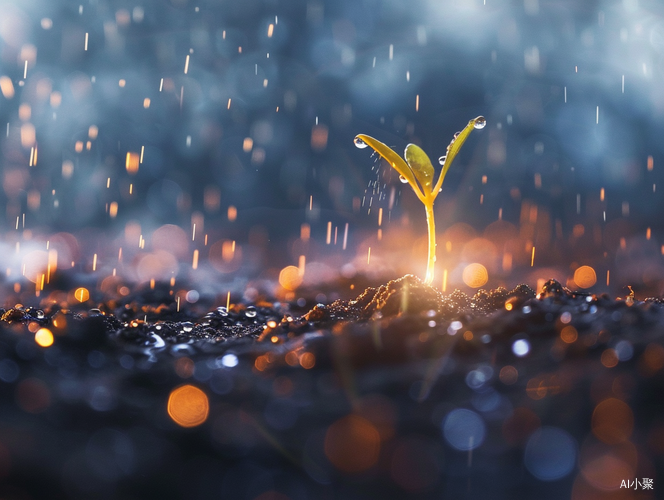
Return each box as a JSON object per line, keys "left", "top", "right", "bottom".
{"left": 355, "top": 116, "right": 485, "bottom": 285}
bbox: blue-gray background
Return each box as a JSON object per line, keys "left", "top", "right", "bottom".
{"left": 1, "top": 0, "right": 664, "bottom": 295}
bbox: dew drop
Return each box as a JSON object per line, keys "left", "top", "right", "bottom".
{"left": 245, "top": 306, "right": 257, "bottom": 318}
{"left": 474, "top": 116, "right": 486, "bottom": 129}
{"left": 399, "top": 175, "right": 408, "bottom": 183}
{"left": 453, "top": 131, "right": 461, "bottom": 138}
{"left": 353, "top": 136, "right": 368, "bottom": 149}
{"left": 438, "top": 155, "right": 446, "bottom": 165}
{"left": 182, "top": 321, "right": 194, "bottom": 333}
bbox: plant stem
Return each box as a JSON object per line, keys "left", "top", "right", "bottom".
{"left": 424, "top": 201, "right": 436, "bottom": 285}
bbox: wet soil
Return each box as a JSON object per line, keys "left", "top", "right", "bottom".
{"left": 0, "top": 276, "right": 662, "bottom": 499}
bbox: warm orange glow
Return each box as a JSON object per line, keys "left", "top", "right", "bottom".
{"left": 254, "top": 355, "right": 269, "bottom": 371}
{"left": 221, "top": 240, "right": 236, "bottom": 262}
{"left": 19, "top": 103, "right": 31, "bottom": 121}
{"left": 143, "top": 98, "right": 151, "bottom": 108}
{"left": 285, "top": 351, "right": 299, "bottom": 366}
{"left": 299, "top": 352, "right": 315, "bottom": 369}
{"left": 560, "top": 325, "right": 578, "bottom": 344}
{"left": 499, "top": 365, "right": 518, "bottom": 385}
{"left": 62, "top": 160, "right": 74, "bottom": 179}
{"left": 204, "top": 186, "right": 221, "bottom": 212}
{"left": 600, "top": 348, "right": 618, "bottom": 368}
{"left": 0, "top": 76, "right": 15, "bottom": 99}
{"left": 300, "top": 223, "right": 310, "bottom": 241}
{"left": 279, "top": 265, "right": 303, "bottom": 291}
{"left": 227, "top": 205, "right": 237, "bottom": 221}
{"left": 109, "top": 201, "right": 118, "bottom": 218}
{"left": 75, "top": 287, "right": 90, "bottom": 302}
{"left": 126, "top": 152, "right": 140, "bottom": 174}
{"left": 50, "top": 91, "right": 62, "bottom": 107}
{"left": 35, "top": 328, "right": 54, "bottom": 347}
{"left": 463, "top": 330, "right": 473, "bottom": 340}
{"left": 167, "top": 384, "right": 209, "bottom": 428}
{"left": 324, "top": 415, "right": 380, "bottom": 473}
{"left": 574, "top": 265, "right": 596, "bottom": 288}
{"left": 21, "top": 123, "right": 36, "bottom": 147}
{"left": 242, "top": 137, "right": 253, "bottom": 152}
{"left": 592, "top": 398, "right": 633, "bottom": 444}
{"left": 462, "top": 263, "right": 488, "bottom": 288}
{"left": 311, "top": 124, "right": 329, "bottom": 151}
{"left": 639, "top": 343, "right": 664, "bottom": 376}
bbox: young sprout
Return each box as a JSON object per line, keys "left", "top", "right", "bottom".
{"left": 354, "top": 116, "right": 486, "bottom": 285}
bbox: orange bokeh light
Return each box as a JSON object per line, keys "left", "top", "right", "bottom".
{"left": 74, "top": 287, "right": 90, "bottom": 302}
{"left": 324, "top": 414, "right": 380, "bottom": 473}
{"left": 462, "top": 263, "right": 488, "bottom": 288}
{"left": 600, "top": 348, "right": 618, "bottom": 368}
{"left": 499, "top": 365, "right": 518, "bottom": 385}
{"left": 167, "top": 384, "right": 209, "bottom": 428}
{"left": 125, "top": 152, "right": 140, "bottom": 174}
{"left": 573, "top": 265, "right": 597, "bottom": 289}
{"left": 592, "top": 398, "right": 633, "bottom": 444}
{"left": 35, "top": 328, "right": 54, "bottom": 347}
{"left": 560, "top": 325, "right": 578, "bottom": 344}
{"left": 279, "top": 265, "right": 303, "bottom": 291}
{"left": 299, "top": 352, "right": 315, "bottom": 369}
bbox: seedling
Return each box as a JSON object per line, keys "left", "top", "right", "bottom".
{"left": 355, "top": 116, "right": 486, "bottom": 286}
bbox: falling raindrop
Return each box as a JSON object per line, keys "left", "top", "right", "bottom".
{"left": 474, "top": 116, "right": 487, "bottom": 129}
{"left": 354, "top": 136, "right": 368, "bottom": 149}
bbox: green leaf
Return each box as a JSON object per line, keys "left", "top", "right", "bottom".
{"left": 404, "top": 144, "right": 434, "bottom": 197}
{"left": 433, "top": 116, "right": 484, "bottom": 195}
{"left": 354, "top": 134, "right": 425, "bottom": 201}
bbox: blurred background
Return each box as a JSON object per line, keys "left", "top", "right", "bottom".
{"left": 2, "top": 0, "right": 664, "bottom": 303}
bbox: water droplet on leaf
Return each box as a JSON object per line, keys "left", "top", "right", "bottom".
{"left": 245, "top": 306, "right": 257, "bottom": 318}
{"left": 399, "top": 175, "right": 408, "bottom": 183}
{"left": 438, "top": 155, "right": 446, "bottom": 165}
{"left": 353, "top": 136, "right": 368, "bottom": 149}
{"left": 474, "top": 116, "right": 486, "bottom": 129}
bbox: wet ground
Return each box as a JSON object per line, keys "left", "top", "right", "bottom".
{"left": 0, "top": 275, "right": 661, "bottom": 499}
